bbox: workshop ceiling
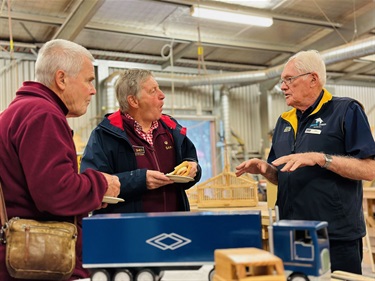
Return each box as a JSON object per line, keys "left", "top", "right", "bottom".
{"left": 0, "top": 0, "right": 374, "bottom": 84}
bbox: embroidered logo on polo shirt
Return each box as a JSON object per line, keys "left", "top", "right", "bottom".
{"left": 305, "top": 117, "right": 326, "bottom": 134}
{"left": 310, "top": 117, "right": 326, "bottom": 128}
{"left": 133, "top": 145, "right": 145, "bottom": 156}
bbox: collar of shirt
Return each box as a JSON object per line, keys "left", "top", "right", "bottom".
{"left": 297, "top": 90, "right": 324, "bottom": 120}
{"left": 124, "top": 113, "right": 159, "bottom": 145}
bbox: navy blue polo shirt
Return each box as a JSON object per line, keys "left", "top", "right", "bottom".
{"left": 268, "top": 89, "right": 375, "bottom": 240}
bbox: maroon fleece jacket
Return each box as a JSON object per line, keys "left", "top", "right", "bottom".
{"left": 0, "top": 81, "right": 107, "bottom": 281}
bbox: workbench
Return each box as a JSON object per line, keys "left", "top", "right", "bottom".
{"left": 363, "top": 187, "right": 375, "bottom": 273}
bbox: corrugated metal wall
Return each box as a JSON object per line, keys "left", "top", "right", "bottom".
{"left": 162, "top": 85, "right": 214, "bottom": 116}
{"left": 0, "top": 58, "right": 35, "bottom": 111}
{"left": 327, "top": 84, "right": 375, "bottom": 134}
{"left": 229, "top": 85, "right": 262, "bottom": 156}
{"left": 267, "top": 92, "right": 290, "bottom": 129}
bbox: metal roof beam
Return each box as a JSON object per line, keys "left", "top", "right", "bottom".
{"left": 0, "top": 12, "right": 64, "bottom": 25}
{"left": 52, "top": 0, "right": 105, "bottom": 40}
{"left": 1, "top": 10, "right": 298, "bottom": 53}
{"left": 86, "top": 22, "right": 297, "bottom": 53}
{"left": 334, "top": 62, "right": 375, "bottom": 81}
{"left": 305, "top": 5, "right": 375, "bottom": 50}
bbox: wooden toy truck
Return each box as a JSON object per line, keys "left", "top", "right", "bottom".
{"left": 213, "top": 247, "right": 285, "bottom": 281}
{"left": 213, "top": 219, "right": 331, "bottom": 281}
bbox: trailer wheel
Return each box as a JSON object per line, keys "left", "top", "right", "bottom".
{"left": 287, "top": 272, "right": 309, "bottom": 281}
{"left": 156, "top": 271, "right": 164, "bottom": 281}
{"left": 208, "top": 267, "right": 215, "bottom": 281}
{"left": 113, "top": 269, "right": 133, "bottom": 281}
{"left": 91, "top": 269, "right": 111, "bottom": 281}
{"left": 135, "top": 269, "right": 157, "bottom": 281}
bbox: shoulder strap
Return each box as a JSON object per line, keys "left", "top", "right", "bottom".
{"left": 0, "top": 181, "right": 8, "bottom": 226}
{"left": 0, "top": 182, "right": 9, "bottom": 244}
{"left": 0, "top": 182, "right": 76, "bottom": 232}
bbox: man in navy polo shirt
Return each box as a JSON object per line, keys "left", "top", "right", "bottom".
{"left": 236, "top": 50, "right": 375, "bottom": 274}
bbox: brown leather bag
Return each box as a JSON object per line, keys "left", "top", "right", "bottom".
{"left": 0, "top": 183, "right": 77, "bottom": 280}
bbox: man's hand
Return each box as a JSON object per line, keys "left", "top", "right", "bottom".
{"left": 146, "top": 170, "right": 174, "bottom": 190}
{"left": 96, "top": 172, "right": 121, "bottom": 209}
{"left": 185, "top": 161, "right": 198, "bottom": 178}
{"left": 101, "top": 172, "right": 121, "bottom": 197}
{"left": 272, "top": 152, "right": 322, "bottom": 172}
{"left": 235, "top": 158, "right": 269, "bottom": 177}
{"left": 236, "top": 158, "right": 278, "bottom": 185}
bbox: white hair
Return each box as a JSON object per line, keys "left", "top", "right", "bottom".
{"left": 35, "top": 39, "right": 94, "bottom": 87}
{"left": 287, "top": 50, "right": 326, "bottom": 86}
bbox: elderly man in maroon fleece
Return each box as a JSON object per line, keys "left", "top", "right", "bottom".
{"left": 81, "top": 69, "right": 202, "bottom": 214}
{"left": 0, "top": 39, "right": 120, "bottom": 281}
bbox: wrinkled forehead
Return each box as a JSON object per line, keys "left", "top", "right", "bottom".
{"left": 282, "top": 59, "right": 303, "bottom": 78}
{"left": 141, "top": 76, "right": 158, "bottom": 89}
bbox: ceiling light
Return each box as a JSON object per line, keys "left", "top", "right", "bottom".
{"left": 191, "top": 6, "right": 273, "bottom": 27}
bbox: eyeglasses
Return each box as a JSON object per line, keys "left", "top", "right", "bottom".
{"left": 279, "top": 72, "right": 311, "bottom": 85}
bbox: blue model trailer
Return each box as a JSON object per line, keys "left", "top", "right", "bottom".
{"left": 82, "top": 210, "right": 263, "bottom": 281}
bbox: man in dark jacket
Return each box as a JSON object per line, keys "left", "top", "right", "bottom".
{"left": 81, "top": 69, "right": 201, "bottom": 214}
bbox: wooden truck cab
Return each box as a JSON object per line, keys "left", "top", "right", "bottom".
{"left": 213, "top": 247, "right": 285, "bottom": 281}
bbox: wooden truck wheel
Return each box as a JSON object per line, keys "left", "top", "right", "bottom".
{"left": 91, "top": 269, "right": 111, "bottom": 281}
{"left": 135, "top": 269, "right": 157, "bottom": 281}
{"left": 287, "top": 273, "right": 309, "bottom": 281}
{"left": 208, "top": 267, "right": 215, "bottom": 281}
{"left": 113, "top": 269, "right": 133, "bottom": 281}
{"left": 156, "top": 270, "right": 164, "bottom": 281}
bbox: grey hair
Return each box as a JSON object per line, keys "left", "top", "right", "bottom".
{"left": 115, "top": 69, "right": 153, "bottom": 113}
{"left": 35, "top": 39, "right": 94, "bottom": 87}
{"left": 286, "top": 50, "right": 326, "bottom": 86}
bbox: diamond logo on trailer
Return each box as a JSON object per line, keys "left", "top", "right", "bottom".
{"left": 146, "top": 233, "right": 191, "bottom": 250}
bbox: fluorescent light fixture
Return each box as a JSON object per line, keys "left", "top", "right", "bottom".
{"left": 191, "top": 6, "right": 273, "bottom": 27}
